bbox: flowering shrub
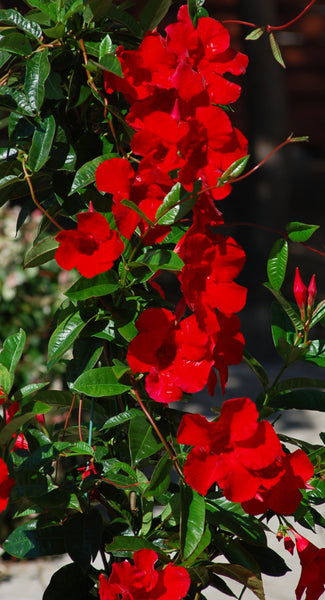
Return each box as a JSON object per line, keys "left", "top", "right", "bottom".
{"left": 0, "top": 1, "right": 324, "bottom": 600}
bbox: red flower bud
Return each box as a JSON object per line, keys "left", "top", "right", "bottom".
{"left": 294, "top": 267, "right": 307, "bottom": 314}
{"left": 307, "top": 274, "right": 317, "bottom": 309}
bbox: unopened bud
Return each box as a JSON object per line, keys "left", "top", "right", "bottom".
{"left": 294, "top": 267, "right": 307, "bottom": 318}
{"left": 307, "top": 274, "right": 317, "bottom": 309}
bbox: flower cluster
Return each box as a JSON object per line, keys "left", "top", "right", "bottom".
{"left": 294, "top": 267, "right": 317, "bottom": 321}
{"left": 177, "top": 397, "right": 314, "bottom": 514}
{"left": 99, "top": 549, "right": 190, "bottom": 600}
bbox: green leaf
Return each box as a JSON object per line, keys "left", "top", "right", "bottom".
{"left": 267, "top": 238, "right": 288, "bottom": 290}
{"left": 121, "top": 199, "right": 154, "bottom": 227}
{"left": 62, "top": 441, "right": 95, "bottom": 457}
{"left": 133, "top": 248, "right": 184, "bottom": 274}
{"left": 73, "top": 367, "right": 131, "bottom": 397}
{"left": 212, "top": 564, "right": 265, "bottom": 600}
{"left": 0, "top": 364, "right": 11, "bottom": 394}
{"left": 269, "top": 389, "right": 325, "bottom": 411}
{"left": 269, "top": 32, "right": 286, "bottom": 68}
{"left": 67, "top": 337, "right": 103, "bottom": 389}
{"left": 84, "top": 0, "right": 113, "bottom": 22}
{"left": 0, "top": 173, "right": 21, "bottom": 191}
{"left": 101, "top": 408, "right": 143, "bottom": 432}
{"left": 245, "top": 27, "right": 264, "bottom": 41}
{"left": 144, "top": 453, "right": 172, "bottom": 498}
{"left": 0, "top": 9, "right": 43, "bottom": 39}
{"left": 155, "top": 183, "right": 198, "bottom": 226}
{"left": 25, "top": 0, "right": 58, "bottom": 20}
{"left": 107, "top": 536, "right": 164, "bottom": 554}
{"left": 139, "top": 0, "right": 172, "bottom": 31}
{"left": 187, "top": 0, "right": 208, "bottom": 27}
{"left": 24, "top": 48, "right": 50, "bottom": 113}
{"left": 64, "top": 510, "right": 102, "bottom": 572}
{"left": 310, "top": 301, "right": 325, "bottom": 328}
{"left": 69, "top": 154, "right": 113, "bottom": 195}
{"left": 242, "top": 350, "right": 269, "bottom": 388}
{"left": 0, "top": 147, "right": 18, "bottom": 162}
{"left": 305, "top": 340, "right": 325, "bottom": 367}
{"left": 0, "top": 32, "right": 33, "bottom": 56}
{"left": 48, "top": 310, "right": 90, "bottom": 367}
{"left": 98, "top": 54, "right": 124, "bottom": 77}
{"left": 108, "top": 5, "right": 142, "bottom": 37}
{"left": 129, "top": 416, "right": 162, "bottom": 466}
{"left": 3, "top": 521, "right": 65, "bottom": 559}
{"left": 180, "top": 484, "right": 206, "bottom": 560}
{"left": 28, "top": 115, "right": 56, "bottom": 172}
{"left": 270, "top": 301, "right": 295, "bottom": 350}
{"left": 13, "top": 381, "right": 49, "bottom": 401}
{"left": 206, "top": 501, "right": 267, "bottom": 546}
{"left": 264, "top": 283, "right": 303, "bottom": 331}
{"left": 43, "top": 563, "right": 97, "bottom": 600}
{"left": 24, "top": 237, "right": 58, "bottom": 268}
{"left": 0, "top": 412, "right": 35, "bottom": 445}
{"left": 218, "top": 155, "right": 250, "bottom": 186}
{"left": 65, "top": 270, "right": 119, "bottom": 301}
{"left": 0, "top": 328, "right": 26, "bottom": 380}
{"left": 155, "top": 182, "right": 181, "bottom": 222}
{"left": 0, "top": 85, "right": 34, "bottom": 116}
{"left": 99, "top": 34, "right": 113, "bottom": 59}
{"left": 286, "top": 221, "right": 319, "bottom": 242}
{"left": 184, "top": 524, "right": 211, "bottom": 566}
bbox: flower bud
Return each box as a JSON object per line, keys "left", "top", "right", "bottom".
{"left": 294, "top": 267, "right": 307, "bottom": 318}
{"left": 307, "top": 274, "right": 317, "bottom": 310}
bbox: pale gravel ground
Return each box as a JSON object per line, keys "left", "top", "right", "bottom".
{"left": 1, "top": 361, "right": 324, "bottom": 599}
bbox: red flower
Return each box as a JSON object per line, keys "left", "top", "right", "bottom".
{"left": 0, "top": 458, "right": 15, "bottom": 513}
{"left": 55, "top": 210, "right": 124, "bottom": 278}
{"left": 99, "top": 549, "right": 190, "bottom": 600}
{"left": 177, "top": 398, "right": 283, "bottom": 500}
{"left": 294, "top": 267, "right": 307, "bottom": 316}
{"left": 292, "top": 531, "right": 325, "bottom": 600}
{"left": 0, "top": 387, "right": 7, "bottom": 405}
{"left": 127, "top": 308, "right": 213, "bottom": 403}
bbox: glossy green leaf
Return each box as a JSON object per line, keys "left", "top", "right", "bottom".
{"left": 0, "top": 85, "right": 34, "bottom": 116}
{"left": 264, "top": 283, "right": 303, "bottom": 331}
{"left": 267, "top": 238, "right": 288, "bottom": 290}
{"left": 3, "top": 521, "right": 65, "bottom": 559}
{"left": 246, "top": 27, "right": 264, "bottom": 41}
{"left": 64, "top": 510, "right": 102, "bottom": 572}
{"left": 218, "top": 155, "right": 250, "bottom": 185}
{"left": 242, "top": 350, "right": 269, "bottom": 388}
{"left": 73, "top": 367, "right": 131, "bottom": 397}
{"left": 0, "top": 9, "right": 43, "bottom": 39}
{"left": 155, "top": 183, "right": 199, "bottom": 226}
{"left": 107, "top": 536, "right": 163, "bottom": 554}
{"left": 24, "top": 48, "right": 50, "bottom": 113}
{"left": 0, "top": 328, "right": 26, "bottom": 379}
{"left": 25, "top": 0, "right": 58, "bottom": 20}
{"left": 98, "top": 54, "right": 123, "bottom": 77}
{"left": 129, "top": 416, "right": 162, "bottom": 466}
{"left": 69, "top": 154, "right": 113, "bottom": 195}
{"left": 155, "top": 183, "right": 181, "bottom": 221}
{"left": 108, "top": 5, "right": 142, "bottom": 37}
{"left": 206, "top": 501, "right": 267, "bottom": 546}
{"left": 180, "top": 484, "right": 206, "bottom": 560}
{"left": 270, "top": 301, "right": 295, "bottom": 350}
{"left": 66, "top": 337, "right": 103, "bottom": 389}
{"left": 139, "top": 0, "right": 172, "bottom": 31}
{"left": 0, "top": 173, "right": 21, "bottom": 190}
{"left": 24, "top": 237, "right": 58, "bottom": 268}
{"left": 0, "top": 364, "right": 11, "bottom": 394}
{"left": 133, "top": 248, "right": 184, "bottom": 273}
{"left": 212, "top": 564, "right": 265, "bottom": 600}
{"left": 48, "top": 310, "right": 90, "bottom": 367}
{"left": 305, "top": 340, "right": 325, "bottom": 367}
{"left": 13, "top": 382, "right": 49, "bottom": 401}
{"left": 310, "top": 300, "right": 325, "bottom": 328}
{"left": 0, "top": 32, "right": 33, "bottom": 56}
{"left": 144, "top": 453, "right": 172, "bottom": 498}
{"left": 183, "top": 524, "right": 211, "bottom": 566}
{"left": 102, "top": 408, "right": 143, "bottom": 432}
{"left": 286, "top": 221, "right": 319, "bottom": 242}
{"left": 43, "top": 563, "right": 95, "bottom": 600}
{"left": 269, "top": 32, "right": 285, "bottom": 68}
{"left": 99, "top": 34, "right": 113, "bottom": 59}
{"left": 269, "top": 389, "right": 325, "bottom": 411}
{"left": 272, "top": 377, "right": 325, "bottom": 394}
{"left": 0, "top": 147, "right": 18, "bottom": 162}
{"left": 65, "top": 270, "right": 119, "bottom": 301}
{"left": 0, "top": 412, "right": 35, "bottom": 445}
{"left": 188, "top": 0, "right": 208, "bottom": 27}
{"left": 32, "top": 389, "right": 74, "bottom": 408}
{"left": 84, "top": 0, "right": 113, "bottom": 21}
{"left": 28, "top": 115, "right": 56, "bottom": 172}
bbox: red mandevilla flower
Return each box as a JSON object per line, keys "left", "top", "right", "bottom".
{"left": 127, "top": 308, "right": 214, "bottom": 403}
{"left": 0, "top": 458, "right": 15, "bottom": 513}
{"left": 178, "top": 397, "right": 313, "bottom": 514}
{"left": 294, "top": 267, "right": 307, "bottom": 317}
{"left": 99, "top": 549, "right": 190, "bottom": 600}
{"left": 292, "top": 531, "right": 325, "bottom": 600}
{"left": 55, "top": 209, "right": 124, "bottom": 278}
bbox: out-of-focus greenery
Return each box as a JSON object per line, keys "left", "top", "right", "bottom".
{"left": 0, "top": 205, "right": 75, "bottom": 388}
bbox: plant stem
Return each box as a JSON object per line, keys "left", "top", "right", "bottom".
{"left": 22, "top": 157, "right": 64, "bottom": 231}
{"left": 222, "top": 0, "right": 317, "bottom": 32}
